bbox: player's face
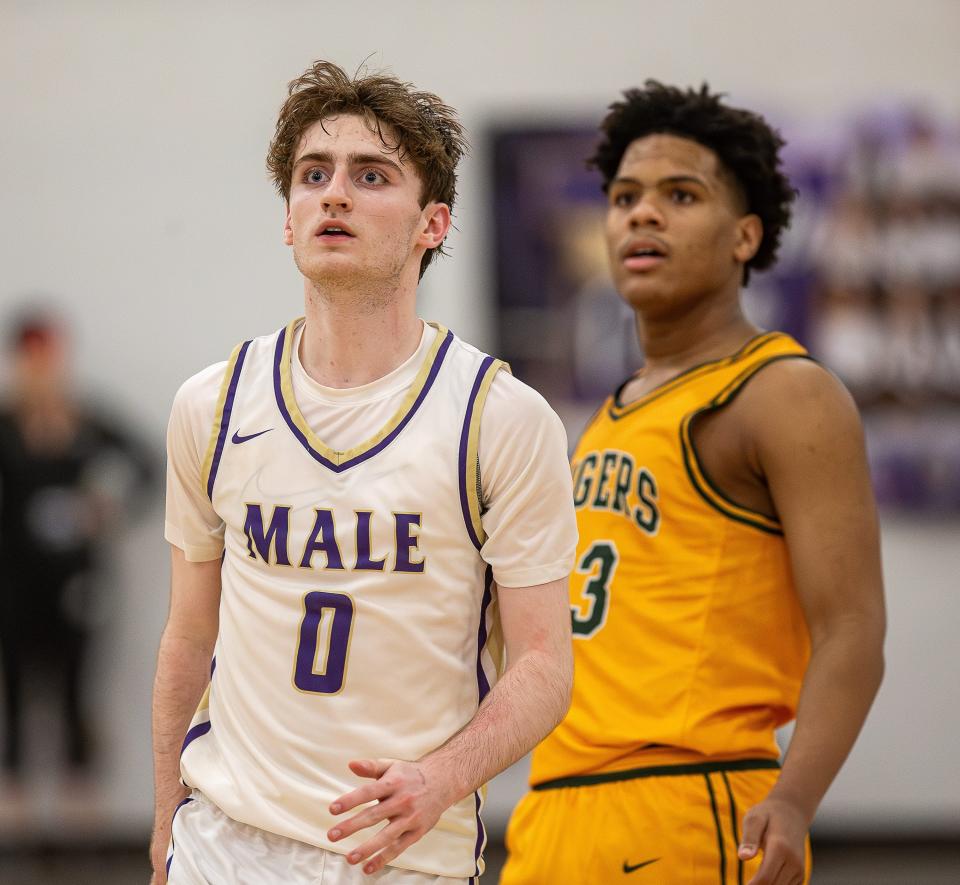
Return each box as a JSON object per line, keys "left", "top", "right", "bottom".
{"left": 14, "top": 330, "right": 68, "bottom": 396}
{"left": 284, "top": 114, "right": 450, "bottom": 287}
{"left": 604, "top": 134, "right": 761, "bottom": 317}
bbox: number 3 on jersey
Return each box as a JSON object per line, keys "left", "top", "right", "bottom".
{"left": 571, "top": 541, "right": 618, "bottom": 638}
{"left": 294, "top": 591, "right": 355, "bottom": 693}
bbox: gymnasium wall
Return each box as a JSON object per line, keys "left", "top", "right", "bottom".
{"left": 2, "top": 0, "right": 958, "bottom": 837}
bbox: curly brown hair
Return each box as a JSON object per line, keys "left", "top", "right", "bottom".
{"left": 590, "top": 81, "right": 795, "bottom": 284}
{"left": 267, "top": 60, "right": 467, "bottom": 278}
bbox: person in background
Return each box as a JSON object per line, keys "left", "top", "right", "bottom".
{"left": 0, "top": 310, "right": 155, "bottom": 796}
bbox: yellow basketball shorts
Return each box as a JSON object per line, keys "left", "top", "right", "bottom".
{"left": 501, "top": 759, "right": 811, "bottom": 885}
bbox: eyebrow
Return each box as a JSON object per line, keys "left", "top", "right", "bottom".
{"left": 610, "top": 174, "right": 710, "bottom": 189}
{"left": 292, "top": 151, "right": 406, "bottom": 176}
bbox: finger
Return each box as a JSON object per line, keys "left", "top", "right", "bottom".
{"left": 330, "top": 780, "right": 392, "bottom": 815}
{"left": 361, "top": 828, "right": 421, "bottom": 875}
{"left": 738, "top": 807, "right": 770, "bottom": 860}
{"left": 747, "top": 852, "right": 784, "bottom": 885}
{"left": 348, "top": 758, "right": 393, "bottom": 779}
{"left": 770, "top": 850, "right": 805, "bottom": 885}
{"left": 344, "top": 818, "right": 408, "bottom": 868}
{"left": 329, "top": 797, "right": 402, "bottom": 841}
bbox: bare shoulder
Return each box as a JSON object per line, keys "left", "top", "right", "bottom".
{"left": 720, "top": 357, "right": 872, "bottom": 491}
{"left": 733, "top": 357, "right": 863, "bottom": 442}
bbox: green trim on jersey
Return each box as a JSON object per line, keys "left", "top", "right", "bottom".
{"left": 532, "top": 757, "right": 780, "bottom": 791}
{"left": 607, "top": 332, "right": 785, "bottom": 421}
{"left": 680, "top": 353, "right": 817, "bottom": 535}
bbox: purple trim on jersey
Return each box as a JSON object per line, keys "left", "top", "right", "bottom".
{"left": 165, "top": 796, "right": 195, "bottom": 875}
{"left": 473, "top": 790, "right": 486, "bottom": 877}
{"left": 472, "top": 566, "right": 493, "bottom": 876}
{"left": 272, "top": 326, "right": 454, "bottom": 473}
{"left": 207, "top": 339, "right": 252, "bottom": 500}
{"left": 458, "top": 356, "right": 496, "bottom": 551}
{"left": 180, "top": 720, "right": 211, "bottom": 755}
{"left": 475, "top": 566, "right": 493, "bottom": 702}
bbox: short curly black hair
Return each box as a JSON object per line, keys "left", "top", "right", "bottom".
{"left": 590, "top": 81, "right": 795, "bottom": 282}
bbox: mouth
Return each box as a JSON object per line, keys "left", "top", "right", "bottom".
{"left": 315, "top": 222, "right": 356, "bottom": 239}
{"left": 622, "top": 239, "right": 667, "bottom": 272}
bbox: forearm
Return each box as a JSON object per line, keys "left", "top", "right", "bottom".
{"left": 419, "top": 644, "right": 572, "bottom": 804}
{"left": 769, "top": 616, "right": 884, "bottom": 820}
{"left": 151, "top": 630, "right": 215, "bottom": 843}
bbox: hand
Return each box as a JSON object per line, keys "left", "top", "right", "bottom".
{"left": 327, "top": 758, "right": 454, "bottom": 876}
{"left": 739, "top": 796, "right": 810, "bottom": 885}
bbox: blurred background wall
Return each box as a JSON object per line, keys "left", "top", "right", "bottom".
{"left": 1, "top": 0, "right": 958, "bottom": 854}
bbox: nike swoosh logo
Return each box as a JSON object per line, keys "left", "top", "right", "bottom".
{"left": 623, "top": 858, "right": 660, "bottom": 874}
{"left": 231, "top": 428, "right": 272, "bottom": 445}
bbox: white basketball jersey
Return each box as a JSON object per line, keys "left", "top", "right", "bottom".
{"left": 180, "top": 319, "right": 507, "bottom": 879}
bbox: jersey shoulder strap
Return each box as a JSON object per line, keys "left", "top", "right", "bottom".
{"left": 458, "top": 350, "right": 511, "bottom": 550}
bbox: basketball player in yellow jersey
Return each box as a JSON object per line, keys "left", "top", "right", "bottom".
{"left": 502, "top": 83, "right": 886, "bottom": 885}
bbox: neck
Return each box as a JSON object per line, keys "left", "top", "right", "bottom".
{"left": 635, "top": 285, "right": 758, "bottom": 372}
{"left": 299, "top": 276, "right": 423, "bottom": 388}
{"left": 14, "top": 384, "right": 70, "bottom": 414}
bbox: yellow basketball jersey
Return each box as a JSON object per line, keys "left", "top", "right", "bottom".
{"left": 532, "top": 331, "right": 812, "bottom": 785}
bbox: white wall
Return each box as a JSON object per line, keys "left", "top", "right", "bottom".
{"left": 2, "top": 0, "right": 958, "bottom": 836}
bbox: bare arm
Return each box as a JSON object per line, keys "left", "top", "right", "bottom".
{"left": 150, "top": 547, "right": 222, "bottom": 883}
{"left": 327, "top": 576, "right": 573, "bottom": 875}
{"left": 737, "top": 360, "right": 886, "bottom": 885}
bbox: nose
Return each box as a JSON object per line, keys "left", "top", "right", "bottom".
{"left": 322, "top": 170, "right": 353, "bottom": 212}
{"left": 628, "top": 195, "right": 665, "bottom": 230}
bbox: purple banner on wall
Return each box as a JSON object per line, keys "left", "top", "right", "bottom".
{"left": 490, "top": 109, "right": 960, "bottom": 512}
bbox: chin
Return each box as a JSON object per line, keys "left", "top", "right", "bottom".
{"left": 295, "top": 251, "right": 360, "bottom": 284}
{"left": 617, "top": 279, "right": 674, "bottom": 312}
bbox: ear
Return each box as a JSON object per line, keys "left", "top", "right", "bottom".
{"left": 283, "top": 203, "right": 294, "bottom": 246}
{"left": 417, "top": 202, "right": 452, "bottom": 250}
{"left": 733, "top": 214, "right": 763, "bottom": 265}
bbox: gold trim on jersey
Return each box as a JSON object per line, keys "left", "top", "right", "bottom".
{"left": 608, "top": 331, "right": 786, "bottom": 420}
{"left": 485, "top": 596, "right": 506, "bottom": 680}
{"left": 465, "top": 358, "right": 510, "bottom": 546}
{"left": 199, "top": 341, "right": 245, "bottom": 497}
{"left": 278, "top": 318, "right": 449, "bottom": 467}
{"left": 475, "top": 782, "right": 489, "bottom": 876}
{"left": 680, "top": 353, "right": 814, "bottom": 535}
{"left": 194, "top": 684, "right": 211, "bottom": 715}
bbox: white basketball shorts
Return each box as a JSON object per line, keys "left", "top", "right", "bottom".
{"left": 165, "top": 790, "right": 469, "bottom": 884}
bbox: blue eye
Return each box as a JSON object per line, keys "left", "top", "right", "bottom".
{"left": 306, "top": 168, "right": 327, "bottom": 184}
{"left": 360, "top": 169, "right": 385, "bottom": 185}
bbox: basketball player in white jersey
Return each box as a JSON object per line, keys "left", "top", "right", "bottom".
{"left": 150, "top": 60, "right": 578, "bottom": 884}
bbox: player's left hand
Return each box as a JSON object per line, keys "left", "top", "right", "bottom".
{"left": 327, "top": 758, "right": 454, "bottom": 876}
{"left": 738, "top": 796, "right": 810, "bottom": 885}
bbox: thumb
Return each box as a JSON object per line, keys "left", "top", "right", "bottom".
{"left": 738, "top": 805, "right": 769, "bottom": 860}
{"left": 348, "top": 758, "right": 394, "bottom": 779}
